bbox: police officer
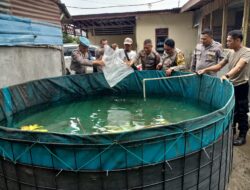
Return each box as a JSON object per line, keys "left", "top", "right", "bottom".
{"left": 198, "top": 30, "right": 250, "bottom": 146}
{"left": 157, "top": 38, "right": 186, "bottom": 76}
{"left": 128, "top": 39, "right": 161, "bottom": 70}
{"left": 70, "top": 37, "right": 104, "bottom": 74}
{"left": 191, "top": 29, "right": 224, "bottom": 75}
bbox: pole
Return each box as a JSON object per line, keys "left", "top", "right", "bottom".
{"left": 221, "top": 3, "right": 228, "bottom": 48}
{"left": 242, "top": 0, "right": 250, "bottom": 46}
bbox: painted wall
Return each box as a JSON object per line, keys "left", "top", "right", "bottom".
{"left": 136, "top": 12, "right": 197, "bottom": 65}
{"left": 0, "top": 47, "right": 63, "bottom": 88}
{"left": 88, "top": 33, "right": 137, "bottom": 50}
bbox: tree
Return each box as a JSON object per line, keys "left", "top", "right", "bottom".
{"left": 63, "top": 33, "right": 79, "bottom": 44}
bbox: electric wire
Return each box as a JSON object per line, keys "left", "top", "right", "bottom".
{"left": 66, "top": 0, "right": 166, "bottom": 9}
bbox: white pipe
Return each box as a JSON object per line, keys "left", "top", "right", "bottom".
{"left": 143, "top": 73, "right": 197, "bottom": 100}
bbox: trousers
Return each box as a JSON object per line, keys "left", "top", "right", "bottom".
{"left": 233, "top": 82, "right": 249, "bottom": 137}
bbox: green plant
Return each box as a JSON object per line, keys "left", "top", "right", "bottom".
{"left": 63, "top": 33, "right": 79, "bottom": 44}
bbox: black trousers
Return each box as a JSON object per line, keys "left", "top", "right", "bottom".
{"left": 233, "top": 82, "right": 249, "bottom": 137}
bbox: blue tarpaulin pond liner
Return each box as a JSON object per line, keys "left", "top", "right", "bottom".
{"left": 0, "top": 71, "right": 234, "bottom": 190}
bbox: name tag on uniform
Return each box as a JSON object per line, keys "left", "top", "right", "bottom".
{"left": 207, "top": 51, "right": 216, "bottom": 61}
{"left": 207, "top": 51, "right": 216, "bottom": 56}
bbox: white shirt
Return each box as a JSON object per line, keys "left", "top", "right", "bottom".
{"left": 117, "top": 49, "right": 136, "bottom": 62}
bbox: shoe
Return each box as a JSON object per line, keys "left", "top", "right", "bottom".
{"left": 233, "top": 136, "right": 246, "bottom": 146}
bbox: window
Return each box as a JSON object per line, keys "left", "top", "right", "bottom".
{"left": 155, "top": 28, "right": 168, "bottom": 54}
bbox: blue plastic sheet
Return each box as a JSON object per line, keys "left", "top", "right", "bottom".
{"left": 0, "top": 14, "right": 62, "bottom": 46}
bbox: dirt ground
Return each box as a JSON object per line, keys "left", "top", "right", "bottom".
{"left": 228, "top": 132, "right": 250, "bottom": 190}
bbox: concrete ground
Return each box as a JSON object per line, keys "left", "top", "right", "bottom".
{"left": 228, "top": 132, "right": 250, "bottom": 190}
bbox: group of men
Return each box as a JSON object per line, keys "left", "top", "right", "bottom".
{"left": 70, "top": 29, "right": 250, "bottom": 146}
{"left": 198, "top": 30, "right": 250, "bottom": 146}
{"left": 70, "top": 35, "right": 185, "bottom": 76}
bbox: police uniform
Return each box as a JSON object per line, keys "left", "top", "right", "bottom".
{"left": 161, "top": 48, "right": 185, "bottom": 71}
{"left": 191, "top": 41, "right": 224, "bottom": 75}
{"left": 70, "top": 50, "right": 93, "bottom": 74}
{"left": 70, "top": 37, "right": 94, "bottom": 74}
{"left": 134, "top": 50, "right": 161, "bottom": 70}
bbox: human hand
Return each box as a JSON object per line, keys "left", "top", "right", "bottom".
{"left": 220, "top": 75, "right": 228, "bottom": 82}
{"left": 124, "top": 60, "right": 132, "bottom": 66}
{"left": 197, "top": 69, "right": 206, "bottom": 75}
{"left": 166, "top": 68, "right": 173, "bottom": 76}
{"left": 94, "top": 60, "right": 105, "bottom": 66}
{"left": 156, "top": 63, "right": 162, "bottom": 70}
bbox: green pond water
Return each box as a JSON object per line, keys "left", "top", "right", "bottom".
{"left": 1, "top": 95, "right": 216, "bottom": 135}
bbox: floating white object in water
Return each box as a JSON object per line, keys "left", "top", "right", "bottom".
{"left": 153, "top": 118, "right": 170, "bottom": 125}
{"left": 120, "top": 124, "right": 133, "bottom": 131}
{"left": 154, "top": 118, "right": 165, "bottom": 122}
{"left": 93, "top": 118, "right": 171, "bottom": 134}
{"left": 133, "top": 121, "right": 145, "bottom": 129}
{"left": 104, "top": 125, "right": 119, "bottom": 130}
{"left": 90, "top": 113, "right": 98, "bottom": 119}
{"left": 98, "top": 127, "right": 107, "bottom": 132}
{"left": 134, "top": 125, "right": 145, "bottom": 130}
{"left": 70, "top": 120, "right": 78, "bottom": 128}
{"left": 69, "top": 119, "right": 80, "bottom": 135}
{"left": 106, "top": 129, "right": 121, "bottom": 133}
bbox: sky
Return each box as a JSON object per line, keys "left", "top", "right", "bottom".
{"left": 61, "top": 0, "right": 189, "bottom": 16}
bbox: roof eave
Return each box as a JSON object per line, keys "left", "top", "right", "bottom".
{"left": 181, "top": 0, "right": 212, "bottom": 13}
{"left": 57, "top": 3, "right": 71, "bottom": 19}
{"left": 72, "top": 8, "right": 181, "bottom": 21}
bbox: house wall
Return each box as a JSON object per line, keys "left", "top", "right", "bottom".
{"left": 10, "top": 0, "right": 62, "bottom": 25}
{"left": 0, "top": 47, "right": 63, "bottom": 88}
{"left": 0, "top": 12, "right": 63, "bottom": 88}
{"left": 200, "top": 0, "right": 234, "bottom": 17}
{"left": 198, "top": 0, "right": 246, "bottom": 43}
{"left": 88, "top": 33, "right": 137, "bottom": 50}
{"left": 212, "top": 8, "right": 239, "bottom": 29}
{"left": 136, "top": 12, "right": 197, "bottom": 65}
{"left": 209, "top": 8, "right": 241, "bottom": 42}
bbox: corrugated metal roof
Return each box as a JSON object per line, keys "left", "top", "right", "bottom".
{"left": 10, "top": 0, "right": 62, "bottom": 25}
{"left": 0, "top": 0, "right": 11, "bottom": 14}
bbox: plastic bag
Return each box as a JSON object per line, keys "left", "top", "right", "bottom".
{"left": 102, "top": 45, "right": 134, "bottom": 87}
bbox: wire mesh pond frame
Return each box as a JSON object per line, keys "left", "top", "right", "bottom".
{"left": 0, "top": 71, "right": 235, "bottom": 190}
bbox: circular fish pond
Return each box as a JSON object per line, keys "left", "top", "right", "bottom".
{"left": 0, "top": 71, "right": 234, "bottom": 190}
